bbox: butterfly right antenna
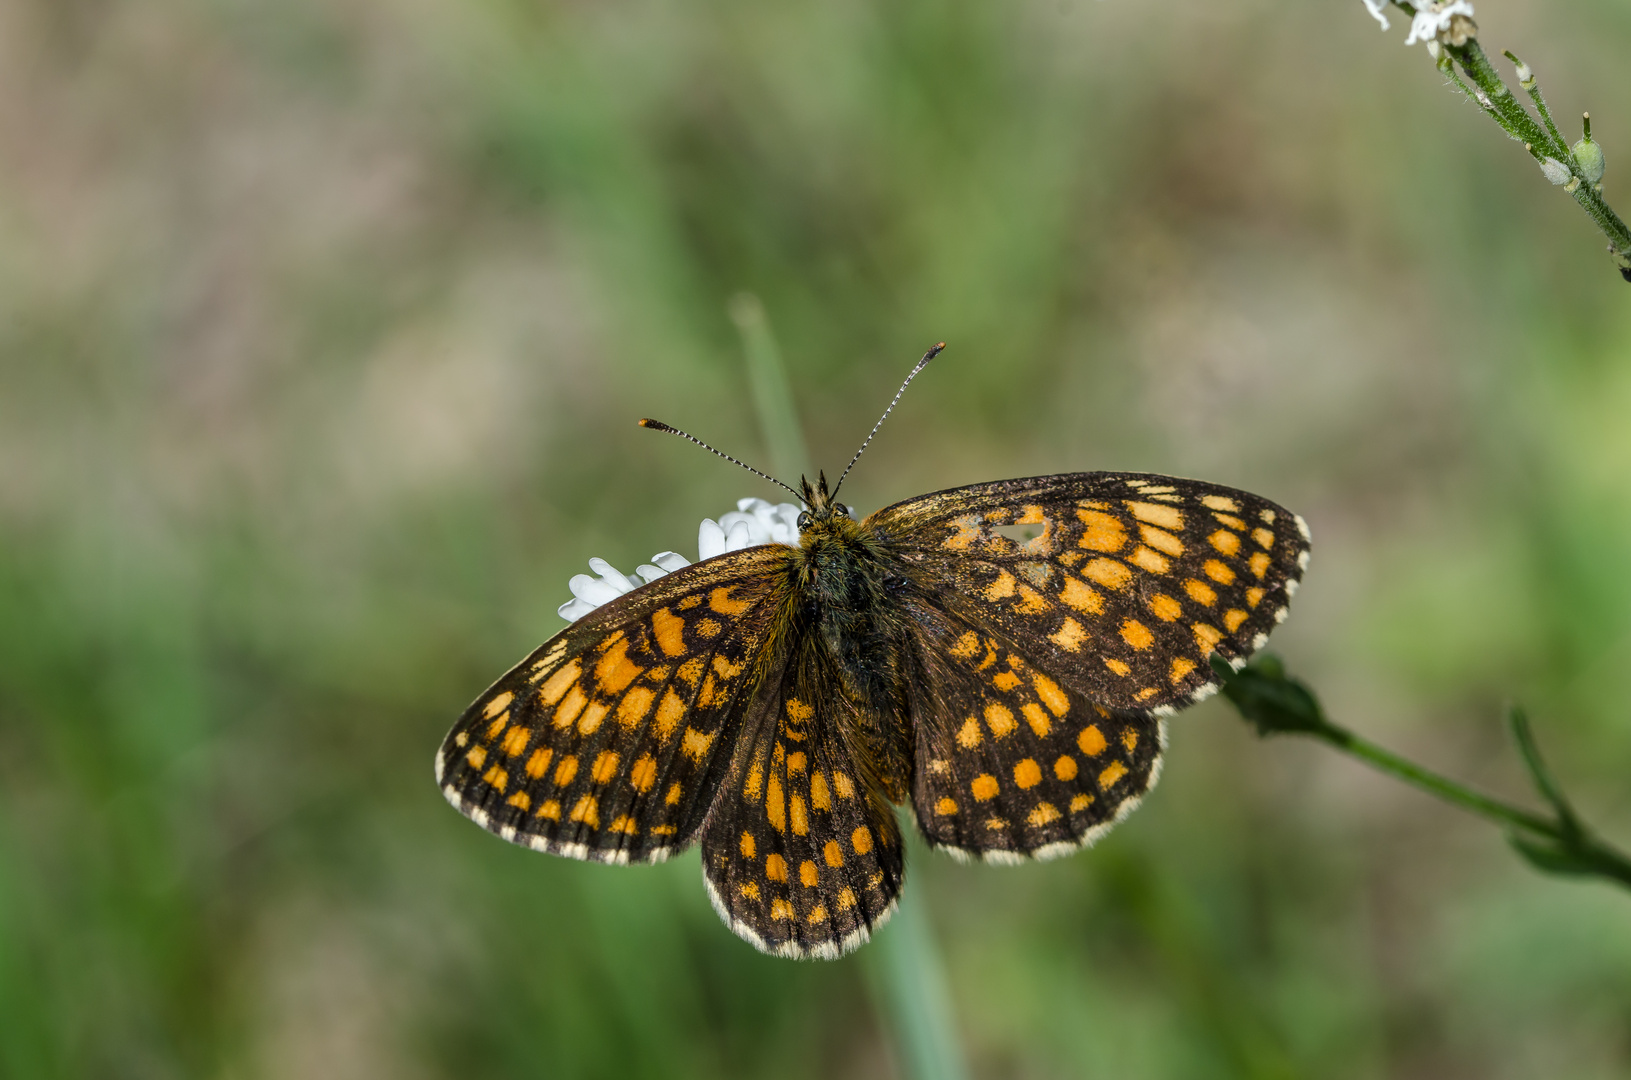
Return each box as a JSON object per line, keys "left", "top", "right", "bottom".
{"left": 830, "top": 342, "right": 945, "bottom": 501}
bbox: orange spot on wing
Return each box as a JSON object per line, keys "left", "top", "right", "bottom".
{"left": 1059, "top": 576, "right": 1104, "bottom": 614}
{"left": 799, "top": 860, "right": 819, "bottom": 887}
{"left": 1129, "top": 546, "right": 1170, "bottom": 574}
{"left": 591, "top": 751, "right": 619, "bottom": 784}
{"left": 1120, "top": 619, "right": 1155, "bottom": 650}
{"left": 1122, "top": 729, "right": 1139, "bottom": 751}
{"left": 1013, "top": 758, "right": 1042, "bottom": 789}
{"left": 1184, "top": 578, "right": 1218, "bottom": 606}
{"left": 984, "top": 569, "right": 1017, "bottom": 601}
{"left": 1027, "top": 803, "right": 1061, "bottom": 827}
{"left": 1022, "top": 703, "right": 1050, "bottom": 737}
{"left": 553, "top": 755, "right": 578, "bottom": 787}
{"left": 466, "top": 746, "right": 487, "bottom": 770}
{"left": 664, "top": 782, "right": 682, "bottom": 806}
{"left": 934, "top": 797, "right": 957, "bottom": 816}
{"left": 1104, "top": 657, "right": 1130, "bottom": 676}
{"left": 1083, "top": 558, "right": 1132, "bottom": 591}
{"left": 1051, "top": 617, "right": 1088, "bottom": 652}
{"left": 538, "top": 660, "right": 582, "bottom": 707}
{"left": 851, "top": 827, "right": 874, "bottom": 855}
{"left": 971, "top": 775, "right": 999, "bottom": 801}
{"left": 524, "top": 747, "right": 553, "bottom": 779}
{"left": 1204, "top": 560, "right": 1236, "bottom": 585}
{"left": 629, "top": 754, "right": 657, "bottom": 792}
{"left": 1098, "top": 761, "right": 1128, "bottom": 789}
{"left": 709, "top": 586, "right": 753, "bottom": 616}
{"left": 501, "top": 726, "right": 531, "bottom": 757}
{"left": 652, "top": 607, "right": 686, "bottom": 657}
{"left": 1209, "top": 530, "right": 1241, "bottom": 556}
{"left": 482, "top": 766, "right": 508, "bottom": 792}
{"left": 824, "top": 840, "right": 845, "bottom": 866}
{"left": 765, "top": 854, "right": 788, "bottom": 882}
{"left": 1054, "top": 755, "right": 1078, "bottom": 780}
{"left": 957, "top": 717, "right": 983, "bottom": 748}
{"left": 1148, "top": 594, "right": 1182, "bottom": 622}
{"left": 1033, "top": 673, "right": 1070, "bottom": 716}
{"left": 569, "top": 795, "right": 599, "bottom": 827}
{"left": 985, "top": 703, "right": 1017, "bottom": 738}
{"left": 1249, "top": 552, "right": 1271, "bottom": 579}
{"left": 1078, "top": 725, "right": 1107, "bottom": 756}
{"left": 507, "top": 791, "right": 531, "bottom": 811}
{"left": 1246, "top": 587, "right": 1266, "bottom": 608}
{"left": 1128, "top": 501, "right": 1184, "bottom": 530}
{"left": 1224, "top": 609, "right": 1249, "bottom": 632}
{"left": 553, "top": 685, "right": 588, "bottom": 730}
{"left": 810, "top": 771, "right": 831, "bottom": 810}
{"left": 1140, "top": 524, "right": 1185, "bottom": 556}
{"left": 681, "top": 727, "right": 714, "bottom": 762}
{"left": 595, "top": 638, "right": 644, "bottom": 694}
{"left": 766, "top": 774, "right": 785, "bottom": 832}
{"left": 1170, "top": 657, "right": 1197, "bottom": 683}
{"left": 654, "top": 689, "right": 686, "bottom": 741}
{"left": 577, "top": 700, "right": 609, "bottom": 736}
{"left": 832, "top": 772, "right": 855, "bottom": 799}
{"left": 1201, "top": 494, "right": 1239, "bottom": 512}
{"left": 483, "top": 692, "right": 514, "bottom": 719}
{"left": 1076, "top": 510, "right": 1127, "bottom": 552}
{"left": 616, "top": 686, "right": 655, "bottom": 728}
{"left": 770, "top": 899, "right": 795, "bottom": 921}
{"left": 1193, "top": 623, "right": 1223, "bottom": 652}
{"left": 790, "top": 795, "right": 809, "bottom": 836}
{"left": 537, "top": 799, "right": 561, "bottom": 821}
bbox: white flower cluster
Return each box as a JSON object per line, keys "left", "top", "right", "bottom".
{"left": 557, "top": 497, "right": 805, "bottom": 622}
{"left": 1361, "top": 0, "right": 1476, "bottom": 48}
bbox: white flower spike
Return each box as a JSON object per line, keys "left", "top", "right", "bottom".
{"left": 1361, "top": 0, "right": 1391, "bottom": 31}
{"left": 557, "top": 498, "right": 806, "bottom": 621}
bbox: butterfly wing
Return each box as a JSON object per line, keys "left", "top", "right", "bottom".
{"left": 897, "top": 598, "right": 1164, "bottom": 861}
{"left": 699, "top": 629, "right": 905, "bottom": 959}
{"left": 868, "top": 472, "right": 1310, "bottom": 712}
{"left": 436, "top": 545, "right": 794, "bottom": 865}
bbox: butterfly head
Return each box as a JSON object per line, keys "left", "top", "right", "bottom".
{"left": 795, "top": 471, "right": 852, "bottom": 533}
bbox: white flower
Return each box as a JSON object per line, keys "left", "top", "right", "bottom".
{"left": 1404, "top": 0, "right": 1476, "bottom": 47}
{"left": 1361, "top": 0, "right": 1392, "bottom": 31}
{"left": 557, "top": 497, "right": 806, "bottom": 621}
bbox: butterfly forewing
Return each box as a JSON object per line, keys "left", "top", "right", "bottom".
{"left": 900, "top": 600, "right": 1164, "bottom": 861}
{"left": 871, "top": 472, "right": 1310, "bottom": 712}
{"left": 701, "top": 636, "right": 904, "bottom": 958}
{"left": 437, "top": 546, "right": 793, "bottom": 864}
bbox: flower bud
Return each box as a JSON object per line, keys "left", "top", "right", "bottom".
{"left": 1572, "top": 139, "right": 1605, "bottom": 184}
{"left": 1539, "top": 157, "right": 1572, "bottom": 185}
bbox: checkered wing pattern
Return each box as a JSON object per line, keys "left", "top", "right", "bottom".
{"left": 436, "top": 546, "right": 794, "bottom": 865}
{"left": 900, "top": 600, "right": 1163, "bottom": 861}
{"left": 870, "top": 472, "right": 1310, "bottom": 713}
{"left": 700, "top": 638, "right": 904, "bottom": 959}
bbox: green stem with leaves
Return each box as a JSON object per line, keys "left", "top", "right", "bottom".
{"left": 1382, "top": 1, "right": 1631, "bottom": 280}
{"left": 1213, "top": 654, "right": 1631, "bottom": 891}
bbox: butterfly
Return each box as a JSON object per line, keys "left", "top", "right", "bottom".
{"left": 436, "top": 344, "right": 1310, "bottom": 959}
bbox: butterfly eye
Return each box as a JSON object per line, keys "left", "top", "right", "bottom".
{"left": 834, "top": 503, "right": 850, "bottom": 518}
{"left": 797, "top": 511, "right": 812, "bottom": 530}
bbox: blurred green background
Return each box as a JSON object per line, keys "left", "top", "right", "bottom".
{"left": 4, "top": 0, "right": 1631, "bottom": 1076}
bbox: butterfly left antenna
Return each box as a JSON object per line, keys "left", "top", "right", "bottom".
{"left": 831, "top": 341, "right": 945, "bottom": 501}
{"left": 639, "top": 419, "right": 805, "bottom": 502}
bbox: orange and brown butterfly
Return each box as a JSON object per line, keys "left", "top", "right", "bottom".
{"left": 436, "top": 344, "right": 1310, "bottom": 959}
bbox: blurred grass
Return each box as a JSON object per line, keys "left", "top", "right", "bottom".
{"left": 3, "top": 0, "right": 1631, "bottom": 1077}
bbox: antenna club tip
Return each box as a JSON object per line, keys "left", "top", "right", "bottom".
{"left": 638, "top": 418, "right": 672, "bottom": 431}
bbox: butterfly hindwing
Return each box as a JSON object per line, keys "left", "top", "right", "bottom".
{"left": 701, "top": 633, "right": 904, "bottom": 959}
{"left": 900, "top": 600, "right": 1164, "bottom": 861}
{"left": 436, "top": 545, "right": 794, "bottom": 864}
{"left": 870, "top": 472, "right": 1310, "bottom": 712}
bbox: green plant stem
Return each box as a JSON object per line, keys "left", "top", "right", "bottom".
{"left": 736, "top": 296, "right": 969, "bottom": 1080}
{"left": 1306, "top": 719, "right": 1631, "bottom": 888}
{"left": 1435, "top": 35, "right": 1631, "bottom": 275}
{"left": 730, "top": 292, "right": 813, "bottom": 483}
{"left": 1216, "top": 655, "right": 1631, "bottom": 893}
